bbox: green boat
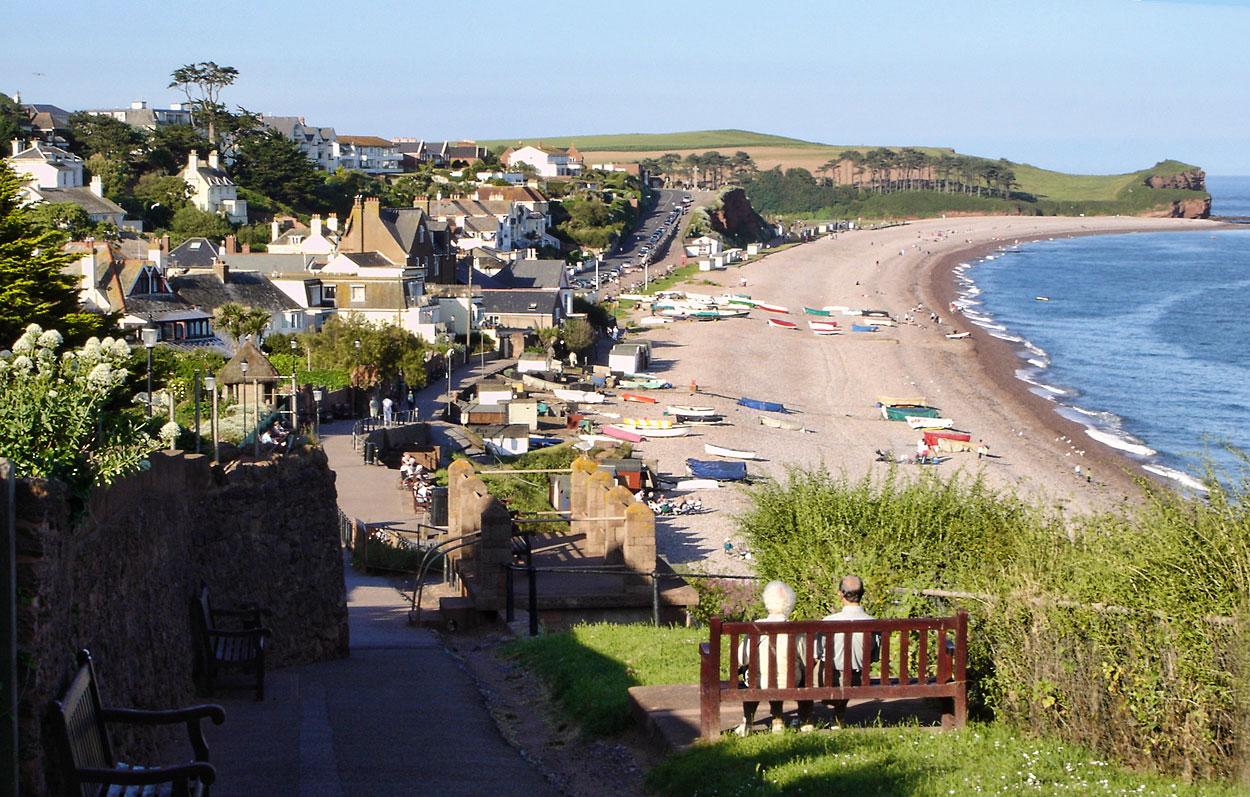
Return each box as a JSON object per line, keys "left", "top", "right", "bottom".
{"left": 803, "top": 307, "right": 833, "bottom": 316}
{"left": 690, "top": 308, "right": 749, "bottom": 319}
{"left": 620, "top": 379, "right": 670, "bottom": 389}
{"left": 882, "top": 405, "right": 941, "bottom": 421}
{"left": 726, "top": 297, "right": 757, "bottom": 307}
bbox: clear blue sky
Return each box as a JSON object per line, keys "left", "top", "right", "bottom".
{"left": 5, "top": 0, "right": 1249, "bottom": 175}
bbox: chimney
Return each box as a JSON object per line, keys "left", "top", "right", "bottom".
{"left": 187, "top": 151, "right": 198, "bottom": 172}
{"left": 241, "top": 243, "right": 251, "bottom": 253}
{"left": 526, "top": 247, "right": 537, "bottom": 260}
{"left": 11, "top": 140, "right": 21, "bottom": 157}
{"left": 131, "top": 100, "right": 147, "bottom": 110}
{"left": 90, "top": 175, "right": 104, "bottom": 197}
{"left": 160, "top": 234, "right": 170, "bottom": 253}
{"left": 326, "top": 212, "right": 338, "bottom": 232}
{"left": 224, "top": 234, "right": 238, "bottom": 253}
{"left": 207, "top": 150, "right": 220, "bottom": 169}
{"left": 149, "top": 243, "right": 164, "bottom": 269}
{"left": 311, "top": 214, "right": 322, "bottom": 237}
{"left": 212, "top": 257, "right": 230, "bottom": 284}
{"left": 271, "top": 220, "right": 281, "bottom": 242}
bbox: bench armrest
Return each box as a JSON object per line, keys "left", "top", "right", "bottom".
{"left": 100, "top": 704, "right": 227, "bottom": 726}
{"left": 213, "top": 605, "right": 272, "bottom": 617}
{"left": 73, "top": 761, "right": 217, "bottom": 787}
{"left": 205, "top": 625, "right": 273, "bottom": 638}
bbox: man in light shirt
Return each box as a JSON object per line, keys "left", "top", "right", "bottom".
{"left": 820, "top": 574, "right": 879, "bottom": 727}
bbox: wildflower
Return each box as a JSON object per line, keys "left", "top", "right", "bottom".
{"left": 37, "top": 329, "right": 63, "bottom": 350}
{"left": 159, "top": 422, "right": 181, "bottom": 443}
{"left": 87, "top": 363, "right": 113, "bottom": 388}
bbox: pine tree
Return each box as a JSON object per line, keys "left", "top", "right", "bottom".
{"left": 0, "top": 162, "right": 111, "bottom": 346}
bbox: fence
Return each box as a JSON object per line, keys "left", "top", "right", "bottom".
{"left": 337, "top": 505, "right": 442, "bottom": 575}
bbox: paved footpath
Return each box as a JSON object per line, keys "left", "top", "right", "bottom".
{"left": 204, "top": 359, "right": 555, "bottom": 796}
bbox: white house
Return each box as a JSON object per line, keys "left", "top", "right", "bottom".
{"left": 8, "top": 140, "right": 83, "bottom": 187}
{"left": 180, "top": 151, "right": 248, "bottom": 224}
{"left": 260, "top": 116, "right": 339, "bottom": 172}
{"left": 684, "top": 235, "right": 723, "bottom": 258}
{"left": 266, "top": 214, "right": 340, "bottom": 255}
{"left": 502, "top": 144, "right": 583, "bottom": 178}
{"left": 333, "top": 136, "right": 401, "bottom": 175}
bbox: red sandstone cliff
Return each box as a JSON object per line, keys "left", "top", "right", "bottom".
{"left": 706, "top": 188, "right": 773, "bottom": 242}
{"left": 1145, "top": 168, "right": 1206, "bottom": 192}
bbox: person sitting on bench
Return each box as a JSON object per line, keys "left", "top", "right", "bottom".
{"left": 818, "top": 574, "right": 880, "bottom": 726}
{"left": 737, "top": 580, "right": 813, "bottom": 735}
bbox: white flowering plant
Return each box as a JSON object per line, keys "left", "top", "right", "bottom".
{"left": 0, "top": 324, "right": 161, "bottom": 496}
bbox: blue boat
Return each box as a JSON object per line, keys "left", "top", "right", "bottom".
{"left": 685, "top": 459, "right": 748, "bottom": 481}
{"left": 852, "top": 324, "right": 879, "bottom": 332}
{"left": 737, "top": 397, "right": 786, "bottom": 413}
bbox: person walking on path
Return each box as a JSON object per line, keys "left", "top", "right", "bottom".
{"left": 382, "top": 396, "right": 394, "bottom": 425}
{"left": 369, "top": 395, "right": 380, "bottom": 420}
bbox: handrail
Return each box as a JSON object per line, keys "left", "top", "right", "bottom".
{"left": 409, "top": 535, "right": 481, "bottom": 626}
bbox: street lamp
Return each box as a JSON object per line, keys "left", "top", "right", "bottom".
{"left": 204, "top": 375, "right": 218, "bottom": 462}
{"left": 290, "top": 338, "right": 298, "bottom": 432}
{"left": 193, "top": 369, "right": 201, "bottom": 454}
{"left": 312, "top": 387, "right": 323, "bottom": 439}
{"left": 353, "top": 339, "right": 361, "bottom": 419}
{"left": 141, "top": 324, "right": 159, "bottom": 418}
{"left": 240, "top": 360, "right": 249, "bottom": 443}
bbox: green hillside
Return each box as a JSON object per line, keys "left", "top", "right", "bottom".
{"left": 1013, "top": 159, "right": 1200, "bottom": 201}
{"left": 479, "top": 129, "right": 825, "bottom": 152}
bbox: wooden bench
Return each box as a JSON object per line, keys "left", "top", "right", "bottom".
{"left": 191, "top": 584, "right": 272, "bottom": 701}
{"left": 699, "top": 610, "right": 968, "bottom": 739}
{"left": 55, "top": 649, "right": 226, "bottom": 797}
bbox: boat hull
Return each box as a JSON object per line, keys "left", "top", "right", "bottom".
{"left": 705, "top": 443, "right": 758, "bottom": 459}
{"left": 603, "top": 425, "right": 643, "bottom": 442}
{"left": 622, "top": 393, "right": 658, "bottom": 404}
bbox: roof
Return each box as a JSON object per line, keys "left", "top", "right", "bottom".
{"left": 222, "top": 253, "right": 324, "bottom": 276}
{"left": 217, "top": 341, "right": 282, "bottom": 384}
{"left": 341, "top": 251, "right": 397, "bottom": 269}
{"left": 479, "top": 288, "right": 561, "bottom": 316}
{"left": 499, "top": 259, "right": 566, "bottom": 289}
{"left": 9, "top": 141, "right": 79, "bottom": 162}
{"left": 168, "top": 238, "right": 222, "bottom": 269}
{"left": 168, "top": 270, "right": 299, "bottom": 313}
{"left": 28, "top": 186, "right": 125, "bottom": 217}
{"left": 463, "top": 216, "right": 500, "bottom": 233}
{"left": 338, "top": 135, "right": 396, "bottom": 148}
{"left": 480, "top": 424, "right": 529, "bottom": 439}
{"left": 473, "top": 186, "right": 547, "bottom": 203}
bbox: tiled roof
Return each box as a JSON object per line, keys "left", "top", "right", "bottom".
{"left": 479, "top": 288, "right": 560, "bottom": 316}
{"left": 168, "top": 238, "right": 222, "bottom": 269}
{"left": 29, "top": 186, "right": 125, "bottom": 217}
{"left": 339, "top": 135, "right": 395, "bottom": 148}
{"left": 168, "top": 270, "right": 299, "bottom": 313}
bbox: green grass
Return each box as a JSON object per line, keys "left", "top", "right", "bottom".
{"left": 480, "top": 129, "right": 826, "bottom": 152}
{"left": 1013, "top": 159, "right": 1201, "bottom": 201}
{"left": 646, "top": 722, "right": 1243, "bottom": 796}
{"left": 503, "top": 623, "right": 705, "bottom": 735}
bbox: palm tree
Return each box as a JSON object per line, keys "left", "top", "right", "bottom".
{"left": 214, "top": 302, "right": 272, "bottom": 347}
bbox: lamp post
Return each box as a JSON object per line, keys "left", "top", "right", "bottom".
{"left": 240, "top": 360, "right": 249, "bottom": 445}
{"left": 141, "top": 324, "right": 159, "bottom": 418}
{"left": 193, "top": 369, "right": 201, "bottom": 454}
{"left": 313, "top": 388, "right": 323, "bottom": 439}
{"left": 353, "top": 339, "right": 361, "bottom": 419}
{"left": 290, "top": 338, "right": 298, "bottom": 433}
{"left": 253, "top": 376, "right": 260, "bottom": 458}
{"left": 204, "top": 375, "right": 218, "bottom": 462}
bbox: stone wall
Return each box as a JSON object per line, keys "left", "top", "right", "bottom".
{"left": 15, "top": 448, "right": 348, "bottom": 795}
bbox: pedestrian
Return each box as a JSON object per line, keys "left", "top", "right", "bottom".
{"left": 977, "top": 440, "right": 987, "bottom": 459}
{"left": 369, "top": 396, "right": 380, "bottom": 420}
{"left": 740, "top": 276, "right": 748, "bottom": 287}
{"left": 1074, "top": 464, "right": 1082, "bottom": 479}
{"left": 382, "top": 396, "right": 394, "bottom": 425}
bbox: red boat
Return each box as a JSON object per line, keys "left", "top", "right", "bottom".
{"left": 923, "top": 430, "right": 972, "bottom": 446}
{"left": 758, "top": 302, "right": 789, "bottom": 314}
{"left": 621, "top": 393, "right": 657, "bottom": 403}
{"left": 767, "top": 318, "right": 798, "bottom": 329}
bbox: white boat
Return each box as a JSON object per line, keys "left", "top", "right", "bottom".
{"left": 945, "top": 331, "right": 971, "bottom": 339}
{"left": 618, "top": 418, "right": 673, "bottom": 429}
{"left": 578, "top": 434, "right": 616, "bottom": 445}
{"left": 640, "top": 425, "right": 691, "bottom": 438}
{"left": 638, "top": 316, "right": 673, "bottom": 326}
{"left": 759, "top": 415, "right": 806, "bottom": 432}
{"left": 673, "top": 479, "right": 720, "bottom": 491}
{"left": 906, "top": 416, "right": 955, "bottom": 430}
{"left": 554, "top": 389, "right": 607, "bottom": 404}
{"left": 667, "top": 405, "right": 717, "bottom": 417}
{"left": 705, "top": 443, "right": 758, "bottom": 460}
{"left": 618, "top": 293, "right": 653, "bottom": 301}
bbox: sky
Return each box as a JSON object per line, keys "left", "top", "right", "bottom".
{"left": 4, "top": 0, "right": 1250, "bottom": 175}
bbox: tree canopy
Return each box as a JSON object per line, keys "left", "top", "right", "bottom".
{"left": 168, "top": 61, "right": 238, "bottom": 148}
{"left": 231, "top": 130, "right": 323, "bottom": 209}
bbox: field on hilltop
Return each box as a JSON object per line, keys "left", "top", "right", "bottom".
{"left": 483, "top": 130, "right": 1202, "bottom": 202}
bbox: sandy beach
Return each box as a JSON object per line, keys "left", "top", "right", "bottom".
{"left": 599, "top": 215, "right": 1228, "bottom": 574}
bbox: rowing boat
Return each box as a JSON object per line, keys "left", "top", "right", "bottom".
{"left": 945, "top": 331, "right": 971, "bottom": 339}
{"left": 851, "top": 324, "right": 879, "bottom": 332}
{"left": 803, "top": 307, "right": 833, "bottom": 316}
{"left": 619, "top": 379, "right": 670, "bottom": 389}
{"left": 876, "top": 395, "right": 926, "bottom": 407}
{"left": 603, "top": 425, "right": 643, "bottom": 442}
{"left": 813, "top": 329, "right": 843, "bottom": 336}
{"left": 667, "top": 405, "right": 717, "bottom": 417}
{"left": 767, "top": 318, "right": 798, "bottom": 329}
{"left": 758, "top": 302, "right": 789, "bottom": 314}
{"left": 639, "top": 425, "right": 691, "bottom": 438}
{"left": 621, "top": 393, "right": 658, "bottom": 404}
{"left": 882, "top": 405, "right": 940, "bottom": 421}
{"left": 705, "top": 443, "right": 758, "bottom": 460}
{"left": 906, "top": 416, "right": 954, "bottom": 430}
{"left": 759, "top": 415, "right": 806, "bottom": 431}
{"left": 618, "top": 418, "right": 673, "bottom": 428}
{"left": 809, "top": 320, "right": 839, "bottom": 331}
{"left": 923, "top": 429, "right": 972, "bottom": 444}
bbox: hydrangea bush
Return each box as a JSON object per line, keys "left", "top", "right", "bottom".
{"left": 0, "top": 324, "right": 160, "bottom": 495}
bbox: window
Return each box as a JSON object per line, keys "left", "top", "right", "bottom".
{"left": 351, "top": 284, "right": 365, "bottom": 303}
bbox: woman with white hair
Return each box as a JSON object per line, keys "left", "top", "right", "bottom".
{"left": 736, "top": 580, "right": 813, "bottom": 734}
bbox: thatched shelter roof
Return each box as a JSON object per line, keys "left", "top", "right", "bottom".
{"left": 216, "top": 341, "right": 282, "bottom": 384}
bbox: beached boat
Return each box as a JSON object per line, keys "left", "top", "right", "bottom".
{"left": 667, "top": 405, "right": 717, "bottom": 416}
{"left": 945, "top": 331, "right": 971, "bottom": 339}
{"left": 738, "top": 397, "right": 786, "bottom": 413}
{"left": 619, "top": 379, "right": 671, "bottom": 389}
{"left": 758, "top": 302, "right": 789, "bottom": 314}
{"left": 603, "top": 425, "right": 643, "bottom": 442}
{"left": 823, "top": 306, "right": 850, "bottom": 314}
{"left": 906, "top": 416, "right": 955, "bottom": 430}
{"left": 683, "top": 416, "right": 726, "bottom": 425}
{"left": 672, "top": 479, "right": 721, "bottom": 491}
{"left": 882, "top": 405, "right": 940, "bottom": 421}
{"left": 618, "top": 293, "right": 653, "bottom": 302}
{"left": 877, "top": 395, "right": 927, "bottom": 407}
{"left": 621, "top": 393, "right": 658, "bottom": 404}
{"left": 683, "top": 292, "right": 718, "bottom": 305}
{"left": 813, "top": 329, "right": 843, "bottom": 336}
{"left": 691, "top": 308, "right": 750, "bottom": 319}
{"left": 554, "top": 389, "right": 606, "bottom": 404}
{"left": 767, "top": 318, "right": 799, "bottom": 329}
{"left": 704, "top": 443, "right": 758, "bottom": 460}
{"left": 759, "top": 415, "right": 806, "bottom": 432}
{"left": 803, "top": 307, "right": 833, "bottom": 316}
{"left": 638, "top": 316, "right": 673, "bottom": 326}
{"left": 618, "top": 418, "right": 673, "bottom": 428}
{"left": 578, "top": 434, "right": 617, "bottom": 445}
{"left": 686, "top": 459, "right": 748, "bottom": 481}
{"left": 640, "top": 425, "right": 691, "bottom": 438}
{"left": 851, "top": 324, "right": 879, "bottom": 332}
{"left": 809, "top": 320, "right": 839, "bottom": 331}
{"left": 923, "top": 429, "right": 973, "bottom": 444}
{"left": 724, "top": 295, "right": 756, "bottom": 307}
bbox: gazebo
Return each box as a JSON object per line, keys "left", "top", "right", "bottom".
{"left": 216, "top": 341, "right": 283, "bottom": 406}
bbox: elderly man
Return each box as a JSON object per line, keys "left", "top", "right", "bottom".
{"left": 819, "top": 574, "right": 879, "bottom": 727}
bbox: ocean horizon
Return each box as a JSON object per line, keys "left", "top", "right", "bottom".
{"left": 952, "top": 178, "right": 1250, "bottom": 491}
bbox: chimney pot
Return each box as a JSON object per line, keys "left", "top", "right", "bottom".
{"left": 11, "top": 139, "right": 21, "bottom": 157}
{"left": 89, "top": 175, "right": 104, "bottom": 197}
{"left": 208, "top": 150, "right": 220, "bottom": 169}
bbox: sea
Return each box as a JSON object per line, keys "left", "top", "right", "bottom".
{"left": 952, "top": 175, "right": 1250, "bottom": 492}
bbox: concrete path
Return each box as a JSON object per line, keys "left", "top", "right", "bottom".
{"left": 203, "top": 358, "right": 555, "bottom": 796}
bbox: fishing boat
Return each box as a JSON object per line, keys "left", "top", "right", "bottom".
{"left": 691, "top": 308, "right": 749, "bottom": 319}
{"left": 809, "top": 320, "right": 839, "bottom": 331}
{"left": 1036, "top": 296, "right": 1050, "bottom": 301}
{"left": 945, "top": 331, "right": 971, "bottom": 339}
{"left": 759, "top": 415, "right": 806, "bottom": 431}
{"left": 603, "top": 425, "right": 643, "bottom": 442}
{"left": 758, "top": 302, "right": 789, "bottom": 314}
{"left": 923, "top": 429, "right": 972, "bottom": 444}
{"left": 877, "top": 395, "right": 926, "bottom": 407}
{"left": 704, "top": 443, "right": 758, "bottom": 460}
{"left": 803, "top": 307, "right": 833, "bottom": 316}
{"left": 618, "top": 418, "right": 673, "bottom": 429}
{"left": 638, "top": 316, "right": 673, "bottom": 326}
{"left": 851, "top": 324, "right": 879, "bottom": 332}
{"left": 554, "top": 389, "right": 606, "bottom": 404}
{"left": 639, "top": 425, "right": 691, "bottom": 438}
{"left": 767, "top": 318, "right": 799, "bottom": 329}
{"left": 724, "top": 295, "right": 756, "bottom": 307}
{"left": 621, "top": 393, "right": 658, "bottom": 404}
{"left": 738, "top": 397, "right": 786, "bottom": 413}
{"left": 812, "top": 329, "right": 843, "bottom": 336}
{"left": 619, "top": 378, "right": 671, "bottom": 389}
{"left": 672, "top": 479, "right": 721, "bottom": 491}
{"left": 906, "top": 416, "right": 955, "bottom": 430}
{"left": 881, "top": 405, "right": 940, "bottom": 421}
{"left": 667, "top": 405, "right": 717, "bottom": 417}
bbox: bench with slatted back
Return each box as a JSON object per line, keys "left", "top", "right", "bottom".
{"left": 55, "top": 649, "right": 226, "bottom": 797}
{"left": 699, "top": 610, "right": 968, "bottom": 740}
{"left": 192, "top": 584, "right": 272, "bottom": 701}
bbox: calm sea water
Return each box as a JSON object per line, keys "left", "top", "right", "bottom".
{"left": 954, "top": 181, "right": 1250, "bottom": 490}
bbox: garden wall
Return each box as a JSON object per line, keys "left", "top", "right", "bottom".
{"left": 15, "top": 447, "right": 349, "bottom": 794}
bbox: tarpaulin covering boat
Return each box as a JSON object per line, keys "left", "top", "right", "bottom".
{"left": 685, "top": 459, "right": 748, "bottom": 481}
{"left": 739, "top": 397, "right": 786, "bottom": 413}
{"left": 882, "top": 405, "right": 940, "bottom": 421}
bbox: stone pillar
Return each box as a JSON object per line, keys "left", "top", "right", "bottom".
{"left": 584, "top": 469, "right": 614, "bottom": 558}
{"left": 446, "top": 459, "right": 476, "bottom": 540}
{"left": 623, "top": 501, "right": 657, "bottom": 586}
{"left": 474, "top": 498, "right": 514, "bottom": 610}
{"left": 603, "top": 484, "right": 635, "bottom": 566}
{"left": 569, "top": 455, "right": 597, "bottom": 541}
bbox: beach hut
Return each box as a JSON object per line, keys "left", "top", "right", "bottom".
{"left": 481, "top": 424, "right": 530, "bottom": 457}
{"left": 506, "top": 398, "right": 539, "bottom": 431}
{"left": 463, "top": 402, "right": 507, "bottom": 426}
{"left": 516, "top": 352, "right": 548, "bottom": 373}
{"left": 608, "top": 342, "right": 651, "bottom": 374}
{"left": 216, "top": 341, "right": 283, "bottom": 406}
{"left": 476, "top": 378, "right": 515, "bottom": 406}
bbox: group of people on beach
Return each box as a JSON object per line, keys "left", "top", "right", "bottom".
{"left": 736, "top": 575, "right": 877, "bottom": 735}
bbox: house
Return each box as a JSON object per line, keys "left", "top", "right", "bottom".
{"left": 480, "top": 424, "right": 530, "bottom": 457}
{"left": 684, "top": 235, "right": 723, "bottom": 258}
{"left": 589, "top": 162, "right": 642, "bottom": 177}
{"left": 199, "top": 248, "right": 337, "bottom": 332}
{"left": 317, "top": 250, "right": 440, "bottom": 340}
{"left": 334, "top": 136, "right": 401, "bottom": 175}
{"left": 260, "top": 116, "right": 339, "bottom": 172}
{"left": 180, "top": 151, "right": 247, "bottom": 224}
{"left": 501, "top": 143, "right": 583, "bottom": 178}
{"left": 266, "top": 214, "right": 340, "bottom": 255}
{"left": 167, "top": 259, "right": 304, "bottom": 344}
{"left": 83, "top": 100, "right": 193, "bottom": 129}
{"left": 425, "top": 197, "right": 556, "bottom": 252}
{"left": 478, "top": 288, "right": 564, "bottom": 331}
{"left": 338, "top": 197, "right": 447, "bottom": 281}
{"left": 9, "top": 141, "right": 131, "bottom": 228}
{"left": 18, "top": 103, "right": 72, "bottom": 143}
{"left": 393, "top": 139, "right": 489, "bottom": 169}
